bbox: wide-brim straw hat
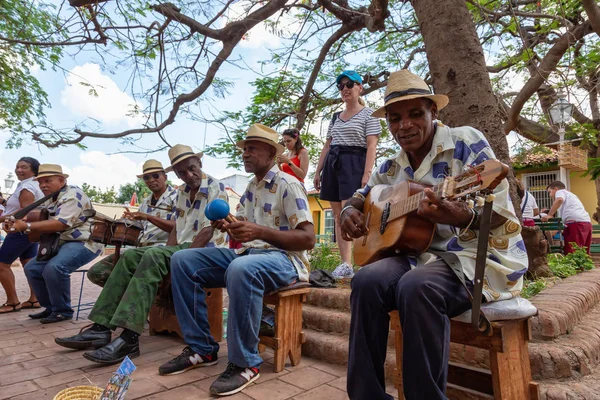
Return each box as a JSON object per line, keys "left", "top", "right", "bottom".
{"left": 164, "top": 144, "right": 203, "bottom": 173}
{"left": 34, "top": 164, "right": 69, "bottom": 180}
{"left": 371, "top": 69, "right": 449, "bottom": 118}
{"left": 236, "top": 124, "right": 285, "bottom": 155}
{"left": 136, "top": 159, "right": 166, "bottom": 178}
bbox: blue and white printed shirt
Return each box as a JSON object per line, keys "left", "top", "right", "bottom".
{"left": 138, "top": 186, "right": 177, "bottom": 245}
{"left": 354, "top": 123, "right": 528, "bottom": 302}
{"left": 44, "top": 185, "right": 104, "bottom": 254}
{"left": 236, "top": 165, "right": 313, "bottom": 282}
{"left": 173, "top": 173, "right": 228, "bottom": 247}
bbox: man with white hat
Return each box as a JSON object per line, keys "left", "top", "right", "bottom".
{"left": 3, "top": 164, "right": 104, "bottom": 323}
{"left": 340, "top": 70, "right": 528, "bottom": 399}
{"left": 55, "top": 145, "right": 228, "bottom": 365}
{"left": 86, "top": 160, "right": 177, "bottom": 287}
{"left": 161, "top": 124, "right": 315, "bottom": 396}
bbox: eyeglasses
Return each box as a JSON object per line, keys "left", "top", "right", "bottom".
{"left": 337, "top": 81, "right": 356, "bottom": 91}
{"left": 143, "top": 173, "right": 161, "bottom": 181}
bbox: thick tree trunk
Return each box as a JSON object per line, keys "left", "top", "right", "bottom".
{"left": 410, "top": 0, "right": 549, "bottom": 277}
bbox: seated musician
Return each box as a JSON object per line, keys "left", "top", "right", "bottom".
{"left": 339, "top": 70, "right": 528, "bottom": 400}
{"left": 55, "top": 144, "right": 228, "bottom": 364}
{"left": 3, "top": 164, "right": 104, "bottom": 323}
{"left": 159, "top": 124, "right": 315, "bottom": 397}
{"left": 87, "top": 160, "right": 177, "bottom": 287}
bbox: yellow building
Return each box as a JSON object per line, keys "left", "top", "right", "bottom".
{"left": 307, "top": 190, "right": 334, "bottom": 238}
{"left": 514, "top": 149, "right": 596, "bottom": 222}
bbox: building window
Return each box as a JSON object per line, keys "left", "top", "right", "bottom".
{"left": 324, "top": 209, "right": 335, "bottom": 237}
{"left": 523, "top": 171, "right": 559, "bottom": 211}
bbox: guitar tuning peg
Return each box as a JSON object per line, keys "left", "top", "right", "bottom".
{"left": 486, "top": 194, "right": 496, "bottom": 202}
{"left": 475, "top": 196, "right": 485, "bottom": 207}
{"left": 467, "top": 199, "right": 474, "bottom": 209}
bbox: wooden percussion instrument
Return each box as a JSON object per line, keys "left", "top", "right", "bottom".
{"left": 90, "top": 216, "right": 114, "bottom": 244}
{"left": 111, "top": 219, "right": 143, "bottom": 246}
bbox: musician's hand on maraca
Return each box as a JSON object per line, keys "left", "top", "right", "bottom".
{"left": 340, "top": 207, "right": 368, "bottom": 241}
{"left": 211, "top": 219, "right": 228, "bottom": 233}
{"left": 417, "top": 188, "right": 473, "bottom": 227}
{"left": 226, "top": 221, "right": 264, "bottom": 243}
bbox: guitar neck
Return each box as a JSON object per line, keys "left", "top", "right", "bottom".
{"left": 388, "top": 183, "right": 443, "bottom": 221}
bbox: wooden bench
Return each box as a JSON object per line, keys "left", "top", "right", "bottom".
{"left": 534, "top": 218, "right": 564, "bottom": 254}
{"left": 258, "top": 282, "right": 312, "bottom": 372}
{"left": 390, "top": 309, "right": 539, "bottom": 400}
{"left": 591, "top": 224, "right": 600, "bottom": 254}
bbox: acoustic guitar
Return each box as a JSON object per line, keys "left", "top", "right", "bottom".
{"left": 353, "top": 159, "right": 509, "bottom": 266}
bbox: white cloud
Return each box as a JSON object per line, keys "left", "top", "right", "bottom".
{"left": 64, "top": 151, "right": 141, "bottom": 191}
{"left": 60, "top": 63, "right": 144, "bottom": 128}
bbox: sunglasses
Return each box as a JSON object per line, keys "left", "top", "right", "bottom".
{"left": 143, "top": 173, "right": 161, "bottom": 181}
{"left": 337, "top": 81, "right": 356, "bottom": 91}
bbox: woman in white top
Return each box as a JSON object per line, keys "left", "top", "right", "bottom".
{"left": 0, "top": 157, "right": 45, "bottom": 313}
{"left": 314, "top": 70, "right": 381, "bottom": 278}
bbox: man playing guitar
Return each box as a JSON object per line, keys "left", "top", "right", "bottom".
{"left": 340, "top": 70, "right": 528, "bottom": 400}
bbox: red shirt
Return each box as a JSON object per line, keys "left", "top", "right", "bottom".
{"left": 281, "top": 155, "right": 304, "bottom": 182}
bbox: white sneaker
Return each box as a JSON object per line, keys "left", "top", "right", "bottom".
{"left": 331, "top": 262, "right": 354, "bottom": 279}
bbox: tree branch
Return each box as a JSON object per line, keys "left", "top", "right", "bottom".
{"left": 583, "top": 0, "right": 600, "bottom": 38}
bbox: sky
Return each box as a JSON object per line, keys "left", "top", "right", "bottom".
{"left": 0, "top": 1, "right": 525, "bottom": 196}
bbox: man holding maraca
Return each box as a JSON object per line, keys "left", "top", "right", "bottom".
{"left": 162, "top": 124, "right": 316, "bottom": 397}
{"left": 55, "top": 145, "right": 228, "bottom": 365}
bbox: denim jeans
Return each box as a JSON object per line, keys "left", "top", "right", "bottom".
{"left": 170, "top": 247, "right": 299, "bottom": 368}
{"left": 24, "top": 241, "right": 100, "bottom": 317}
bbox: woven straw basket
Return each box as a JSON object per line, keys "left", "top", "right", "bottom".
{"left": 53, "top": 386, "right": 103, "bottom": 400}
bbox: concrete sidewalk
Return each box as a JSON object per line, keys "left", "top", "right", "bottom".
{"left": 0, "top": 265, "right": 356, "bottom": 400}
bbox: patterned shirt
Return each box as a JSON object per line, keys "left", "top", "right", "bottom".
{"left": 138, "top": 186, "right": 177, "bottom": 245}
{"left": 326, "top": 107, "right": 382, "bottom": 147}
{"left": 173, "top": 173, "right": 228, "bottom": 247}
{"left": 44, "top": 185, "right": 104, "bottom": 254}
{"left": 354, "top": 123, "right": 528, "bottom": 302}
{"left": 236, "top": 165, "right": 313, "bottom": 282}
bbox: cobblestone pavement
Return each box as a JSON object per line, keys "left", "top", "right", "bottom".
{"left": 0, "top": 263, "right": 384, "bottom": 400}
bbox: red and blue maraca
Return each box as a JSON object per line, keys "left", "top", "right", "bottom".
{"left": 205, "top": 199, "right": 236, "bottom": 223}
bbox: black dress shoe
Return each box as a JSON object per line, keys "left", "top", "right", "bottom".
{"left": 55, "top": 325, "right": 111, "bottom": 350}
{"left": 82, "top": 337, "right": 140, "bottom": 365}
{"left": 40, "top": 312, "right": 72, "bottom": 324}
{"left": 29, "top": 309, "right": 52, "bottom": 319}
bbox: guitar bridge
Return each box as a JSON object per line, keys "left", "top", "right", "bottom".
{"left": 380, "top": 202, "right": 390, "bottom": 234}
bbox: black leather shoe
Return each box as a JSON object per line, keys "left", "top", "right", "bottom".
{"left": 29, "top": 309, "right": 52, "bottom": 319}
{"left": 82, "top": 337, "right": 140, "bottom": 365}
{"left": 40, "top": 313, "right": 72, "bottom": 324}
{"left": 55, "top": 325, "right": 111, "bottom": 350}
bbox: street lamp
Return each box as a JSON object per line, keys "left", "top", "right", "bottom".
{"left": 548, "top": 93, "right": 574, "bottom": 187}
{"left": 4, "top": 173, "right": 15, "bottom": 194}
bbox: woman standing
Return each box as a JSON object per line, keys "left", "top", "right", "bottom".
{"left": 277, "top": 128, "right": 309, "bottom": 183}
{"left": 0, "top": 157, "right": 44, "bottom": 313}
{"left": 314, "top": 70, "right": 381, "bottom": 278}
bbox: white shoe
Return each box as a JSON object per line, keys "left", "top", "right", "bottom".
{"left": 331, "top": 262, "right": 354, "bottom": 279}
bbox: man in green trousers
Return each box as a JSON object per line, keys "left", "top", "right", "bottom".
{"left": 55, "top": 145, "right": 229, "bottom": 364}
{"left": 86, "top": 159, "right": 177, "bottom": 287}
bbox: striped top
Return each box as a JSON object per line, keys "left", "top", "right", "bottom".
{"left": 326, "top": 107, "right": 381, "bottom": 147}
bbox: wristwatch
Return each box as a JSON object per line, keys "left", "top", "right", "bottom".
{"left": 25, "top": 223, "right": 32, "bottom": 234}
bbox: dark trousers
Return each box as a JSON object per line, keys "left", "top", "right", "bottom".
{"left": 347, "top": 256, "right": 472, "bottom": 400}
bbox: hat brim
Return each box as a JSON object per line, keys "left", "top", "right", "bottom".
{"left": 236, "top": 138, "right": 285, "bottom": 156}
{"left": 136, "top": 167, "right": 166, "bottom": 178}
{"left": 34, "top": 173, "right": 69, "bottom": 180}
{"left": 164, "top": 152, "right": 203, "bottom": 173}
{"left": 371, "top": 93, "right": 449, "bottom": 118}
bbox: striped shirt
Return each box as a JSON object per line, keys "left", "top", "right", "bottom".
{"left": 326, "top": 107, "right": 381, "bottom": 147}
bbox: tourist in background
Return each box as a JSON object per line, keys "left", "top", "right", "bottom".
{"left": 313, "top": 70, "right": 381, "bottom": 279}
{"left": 517, "top": 180, "right": 539, "bottom": 227}
{"left": 0, "top": 157, "right": 44, "bottom": 314}
{"left": 543, "top": 181, "right": 592, "bottom": 254}
{"left": 277, "top": 128, "right": 309, "bottom": 183}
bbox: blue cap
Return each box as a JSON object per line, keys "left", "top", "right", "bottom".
{"left": 336, "top": 70, "right": 362, "bottom": 85}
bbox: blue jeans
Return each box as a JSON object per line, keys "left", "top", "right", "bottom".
{"left": 170, "top": 248, "right": 299, "bottom": 368}
{"left": 24, "top": 242, "right": 99, "bottom": 317}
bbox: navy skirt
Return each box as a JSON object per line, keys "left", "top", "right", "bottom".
{"left": 320, "top": 145, "right": 367, "bottom": 202}
{"left": 0, "top": 232, "right": 38, "bottom": 264}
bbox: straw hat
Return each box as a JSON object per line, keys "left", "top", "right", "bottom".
{"left": 34, "top": 164, "right": 69, "bottom": 180}
{"left": 371, "top": 70, "right": 449, "bottom": 118}
{"left": 164, "top": 144, "right": 203, "bottom": 173}
{"left": 236, "top": 124, "right": 285, "bottom": 155}
{"left": 136, "top": 159, "right": 165, "bottom": 178}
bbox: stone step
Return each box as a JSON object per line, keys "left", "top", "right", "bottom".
{"left": 539, "top": 366, "right": 600, "bottom": 400}
{"left": 529, "top": 268, "right": 600, "bottom": 340}
{"left": 306, "top": 288, "right": 351, "bottom": 312}
{"left": 302, "top": 328, "right": 397, "bottom": 378}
